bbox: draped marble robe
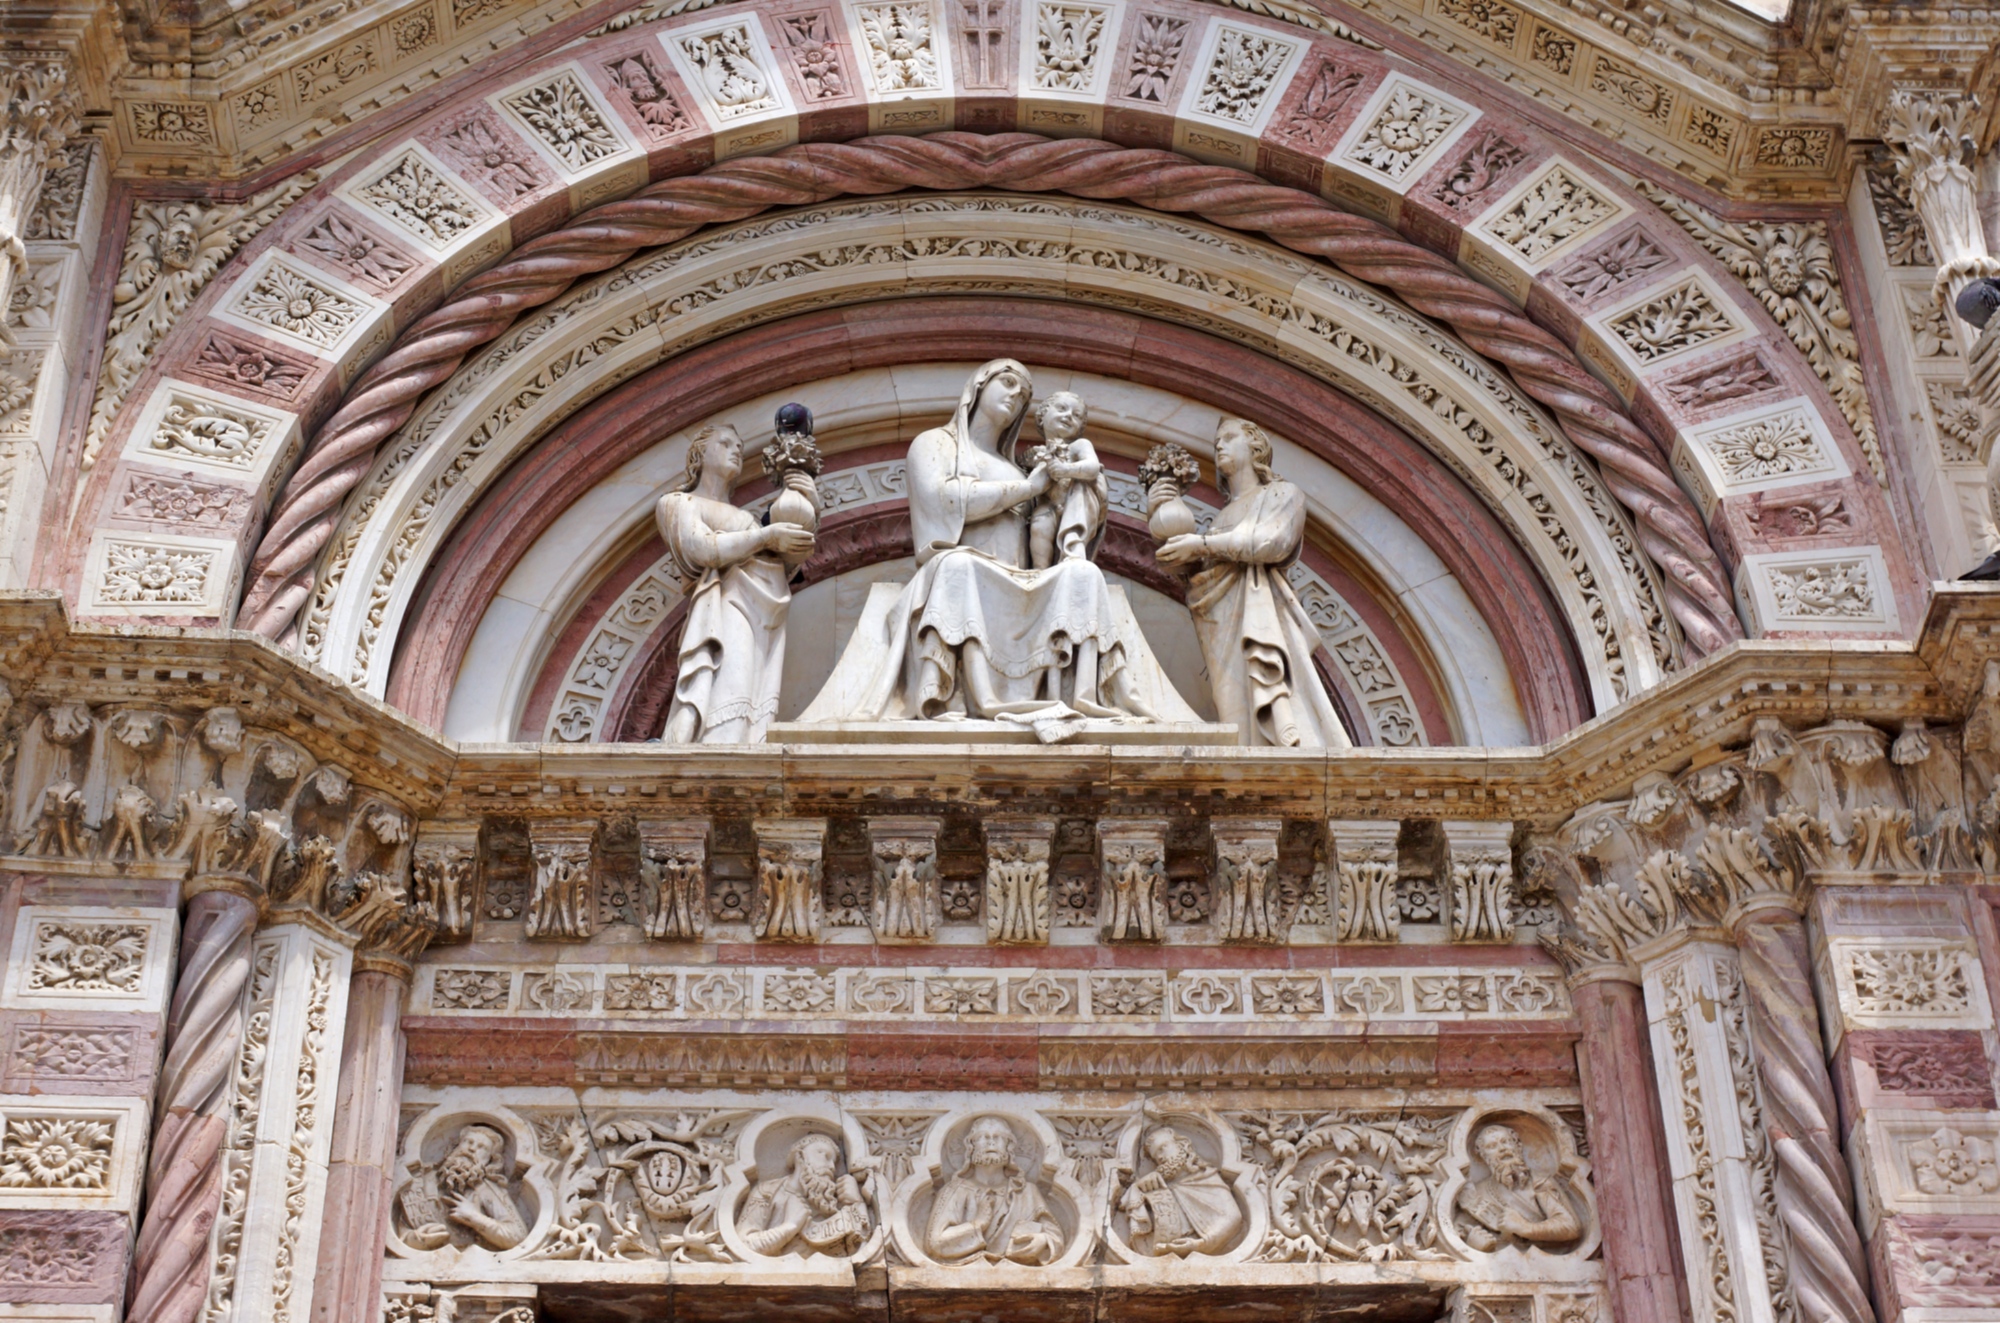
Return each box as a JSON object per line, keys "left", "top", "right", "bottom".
{"left": 1182, "top": 479, "right": 1350, "bottom": 748}
{"left": 811, "top": 360, "right": 1189, "bottom": 733}
{"left": 657, "top": 492, "right": 791, "bottom": 743}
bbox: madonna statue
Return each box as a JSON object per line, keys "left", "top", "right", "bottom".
{"left": 800, "top": 360, "right": 1197, "bottom": 740}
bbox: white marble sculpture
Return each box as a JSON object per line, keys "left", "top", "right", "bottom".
{"left": 1153, "top": 419, "right": 1351, "bottom": 749}
{"left": 1118, "top": 1126, "right": 1245, "bottom": 1257}
{"left": 397, "top": 1123, "right": 529, "bottom": 1251}
{"left": 798, "top": 360, "right": 1199, "bottom": 741}
{"left": 656, "top": 424, "right": 818, "bottom": 743}
{"left": 924, "top": 1116, "right": 1068, "bottom": 1265}
{"left": 1026, "top": 391, "right": 1107, "bottom": 567}
{"left": 1452, "top": 1123, "right": 1585, "bottom": 1252}
{"left": 739, "top": 1133, "right": 873, "bottom": 1258}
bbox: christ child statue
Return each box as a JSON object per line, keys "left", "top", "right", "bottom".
{"left": 1026, "top": 391, "right": 1108, "bottom": 568}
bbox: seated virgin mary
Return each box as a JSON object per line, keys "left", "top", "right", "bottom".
{"left": 799, "top": 359, "right": 1199, "bottom": 740}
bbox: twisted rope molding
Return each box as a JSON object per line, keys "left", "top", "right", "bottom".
{"left": 238, "top": 132, "right": 1741, "bottom": 655}
{"left": 128, "top": 891, "right": 259, "bottom": 1323}
{"left": 1735, "top": 913, "right": 1875, "bottom": 1323}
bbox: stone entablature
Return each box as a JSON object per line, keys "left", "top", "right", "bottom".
{"left": 5, "top": 588, "right": 2000, "bottom": 1321}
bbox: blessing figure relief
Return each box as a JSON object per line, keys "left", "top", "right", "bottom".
{"left": 397, "top": 1123, "right": 531, "bottom": 1251}
{"left": 739, "top": 1132, "right": 874, "bottom": 1257}
{"left": 1452, "top": 1122, "right": 1585, "bottom": 1253}
{"left": 925, "top": 1116, "right": 1069, "bottom": 1265}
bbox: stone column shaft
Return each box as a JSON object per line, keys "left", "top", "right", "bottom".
{"left": 1570, "top": 978, "right": 1690, "bottom": 1323}
{"left": 193, "top": 917, "right": 356, "bottom": 1323}
{"left": 1734, "top": 908, "right": 1874, "bottom": 1323}
{"left": 1639, "top": 938, "right": 1789, "bottom": 1323}
{"left": 129, "top": 888, "right": 261, "bottom": 1323}
{"left": 310, "top": 968, "right": 410, "bottom": 1323}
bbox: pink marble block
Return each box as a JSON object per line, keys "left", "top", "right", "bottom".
{"left": 1838, "top": 1029, "right": 1997, "bottom": 1115}
{"left": 0, "top": 1210, "right": 131, "bottom": 1304}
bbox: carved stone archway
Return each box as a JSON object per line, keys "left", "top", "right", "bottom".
{"left": 387, "top": 308, "right": 1587, "bottom": 744}
{"left": 284, "top": 188, "right": 1679, "bottom": 715}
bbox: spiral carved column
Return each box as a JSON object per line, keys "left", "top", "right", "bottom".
{"left": 1731, "top": 904, "right": 1874, "bottom": 1323}
{"left": 236, "top": 133, "right": 1741, "bottom": 658}
{"left": 127, "top": 888, "right": 260, "bottom": 1323}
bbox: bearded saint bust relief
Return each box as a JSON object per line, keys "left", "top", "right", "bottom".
{"left": 397, "top": 1122, "right": 532, "bottom": 1251}
{"left": 738, "top": 1132, "right": 874, "bottom": 1258}
{"left": 1116, "top": 1124, "right": 1246, "bottom": 1257}
{"left": 1451, "top": 1120, "right": 1585, "bottom": 1254}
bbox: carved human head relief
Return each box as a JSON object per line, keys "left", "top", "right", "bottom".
{"left": 1036, "top": 391, "right": 1086, "bottom": 442}
{"left": 1214, "top": 417, "right": 1275, "bottom": 499}
{"left": 681, "top": 424, "right": 745, "bottom": 497}
{"left": 975, "top": 368, "right": 1031, "bottom": 432}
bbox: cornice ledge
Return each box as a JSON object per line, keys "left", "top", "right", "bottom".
{"left": 2, "top": 586, "right": 1998, "bottom": 817}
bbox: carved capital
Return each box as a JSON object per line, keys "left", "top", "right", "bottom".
{"left": 1097, "top": 818, "right": 1170, "bottom": 943}
{"left": 412, "top": 822, "right": 479, "bottom": 944}
{"left": 1884, "top": 89, "right": 1993, "bottom": 339}
{"left": 0, "top": 57, "right": 78, "bottom": 310}
{"left": 527, "top": 820, "right": 598, "bottom": 941}
{"left": 1328, "top": 818, "right": 1400, "bottom": 943}
{"left": 866, "top": 815, "right": 942, "bottom": 943}
{"left": 1440, "top": 821, "right": 1515, "bottom": 944}
{"left": 1210, "top": 818, "right": 1285, "bottom": 944}
{"left": 752, "top": 817, "right": 825, "bottom": 943}
{"left": 638, "top": 817, "right": 709, "bottom": 941}
{"left": 984, "top": 816, "right": 1054, "bottom": 945}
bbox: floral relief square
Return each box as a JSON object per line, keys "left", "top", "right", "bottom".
{"left": 1, "top": 910, "right": 177, "bottom": 1012}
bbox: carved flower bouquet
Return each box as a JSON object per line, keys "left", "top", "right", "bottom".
{"left": 763, "top": 402, "right": 824, "bottom": 529}
{"left": 1138, "top": 443, "right": 1201, "bottom": 542}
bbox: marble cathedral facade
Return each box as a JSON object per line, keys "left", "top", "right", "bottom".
{"left": 2, "top": 0, "right": 2000, "bottom": 1319}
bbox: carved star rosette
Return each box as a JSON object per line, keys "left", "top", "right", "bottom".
{"left": 887, "top": 1107, "right": 1097, "bottom": 1271}
{"left": 712, "top": 1102, "right": 888, "bottom": 1267}
{"left": 386, "top": 1103, "right": 550, "bottom": 1263}
{"left": 1433, "top": 1102, "right": 1600, "bottom": 1266}
{"left": 1100, "top": 1105, "right": 1260, "bottom": 1266}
